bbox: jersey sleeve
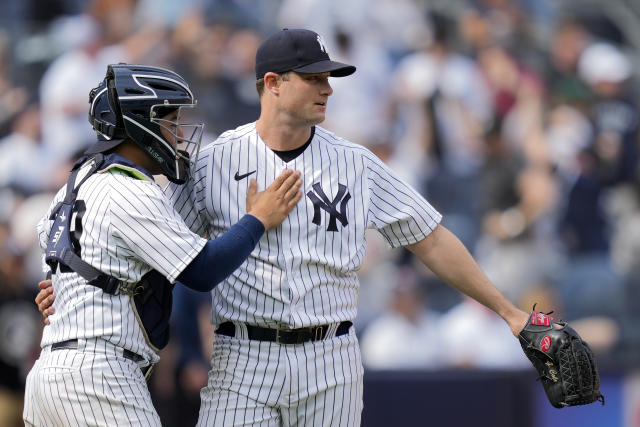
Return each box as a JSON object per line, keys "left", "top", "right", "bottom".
{"left": 365, "top": 152, "right": 442, "bottom": 248}
{"left": 109, "top": 179, "right": 207, "bottom": 283}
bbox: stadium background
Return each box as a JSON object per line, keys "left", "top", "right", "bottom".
{"left": 0, "top": 0, "right": 639, "bottom": 426}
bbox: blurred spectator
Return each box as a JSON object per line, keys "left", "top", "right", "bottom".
{"left": 276, "top": 0, "right": 430, "bottom": 61}
{"left": 389, "top": 11, "right": 492, "bottom": 248}
{"left": 214, "top": 27, "right": 263, "bottom": 127}
{"left": 365, "top": 0, "right": 432, "bottom": 60}
{"left": 571, "top": 4, "right": 626, "bottom": 46}
{"left": 39, "top": 0, "right": 166, "bottom": 162}
{"left": 0, "top": 30, "right": 28, "bottom": 138}
{"left": 469, "top": 39, "right": 567, "bottom": 306}
{"left": 322, "top": 27, "right": 394, "bottom": 149}
{"left": 475, "top": 119, "right": 562, "bottom": 302}
{"left": 619, "top": 245, "right": 640, "bottom": 365}
{"left": 137, "top": 0, "right": 203, "bottom": 29}
{"left": 439, "top": 297, "right": 530, "bottom": 369}
{"left": 518, "top": 283, "right": 621, "bottom": 357}
{"left": 205, "top": 0, "right": 281, "bottom": 32}
{"left": 355, "top": 229, "right": 402, "bottom": 330}
{"left": 555, "top": 41, "right": 636, "bottom": 320}
{"left": 360, "top": 267, "right": 445, "bottom": 370}
{"left": 458, "top": 7, "right": 494, "bottom": 54}
{"left": 0, "top": 104, "right": 59, "bottom": 195}
{"left": 0, "top": 232, "right": 41, "bottom": 427}
{"left": 544, "top": 104, "right": 592, "bottom": 178}
{"left": 9, "top": 193, "right": 58, "bottom": 287}
{"left": 559, "top": 165, "right": 625, "bottom": 320}
{"left": 171, "top": 20, "right": 261, "bottom": 134}
{"left": 577, "top": 42, "right": 638, "bottom": 185}
{"left": 543, "top": 17, "right": 592, "bottom": 107}
{"left": 458, "top": 0, "right": 557, "bottom": 66}
{"left": 609, "top": 184, "right": 640, "bottom": 276}
{"left": 475, "top": 43, "right": 543, "bottom": 127}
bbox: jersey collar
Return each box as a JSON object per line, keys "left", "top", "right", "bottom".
{"left": 98, "top": 153, "right": 155, "bottom": 181}
{"left": 271, "top": 126, "right": 315, "bottom": 162}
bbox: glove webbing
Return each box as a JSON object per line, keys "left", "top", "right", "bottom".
{"left": 558, "top": 338, "right": 605, "bottom": 406}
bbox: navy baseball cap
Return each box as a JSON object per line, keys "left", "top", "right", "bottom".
{"left": 255, "top": 28, "right": 356, "bottom": 80}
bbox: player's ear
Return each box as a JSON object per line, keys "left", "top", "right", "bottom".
{"left": 263, "top": 72, "right": 281, "bottom": 95}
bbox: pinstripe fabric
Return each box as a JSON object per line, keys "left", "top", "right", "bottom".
{"left": 24, "top": 158, "right": 207, "bottom": 426}
{"left": 24, "top": 344, "right": 159, "bottom": 427}
{"left": 167, "top": 123, "right": 441, "bottom": 329}
{"left": 197, "top": 329, "right": 363, "bottom": 427}
{"left": 166, "top": 123, "right": 441, "bottom": 426}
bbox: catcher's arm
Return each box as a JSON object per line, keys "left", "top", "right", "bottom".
{"left": 406, "top": 224, "right": 529, "bottom": 336}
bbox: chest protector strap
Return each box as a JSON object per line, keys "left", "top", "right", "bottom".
{"left": 45, "top": 154, "right": 120, "bottom": 294}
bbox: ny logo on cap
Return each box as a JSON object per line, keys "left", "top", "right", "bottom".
{"left": 316, "top": 35, "right": 327, "bottom": 53}
{"left": 307, "top": 183, "right": 350, "bottom": 232}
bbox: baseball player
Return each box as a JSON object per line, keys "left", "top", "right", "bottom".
{"left": 24, "top": 64, "right": 302, "bottom": 427}
{"left": 163, "top": 29, "right": 530, "bottom": 426}
{"left": 36, "top": 31, "right": 530, "bottom": 426}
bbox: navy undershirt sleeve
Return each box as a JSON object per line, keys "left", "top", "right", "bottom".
{"left": 177, "top": 214, "right": 265, "bottom": 291}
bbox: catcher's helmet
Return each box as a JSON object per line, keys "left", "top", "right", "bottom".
{"left": 87, "top": 64, "right": 204, "bottom": 184}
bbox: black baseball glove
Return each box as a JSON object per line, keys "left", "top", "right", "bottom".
{"left": 518, "top": 305, "right": 605, "bottom": 408}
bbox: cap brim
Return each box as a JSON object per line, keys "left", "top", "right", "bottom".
{"left": 293, "top": 60, "right": 356, "bottom": 77}
{"left": 84, "top": 138, "right": 126, "bottom": 154}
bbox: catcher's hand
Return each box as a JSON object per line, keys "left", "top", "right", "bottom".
{"left": 518, "top": 305, "right": 605, "bottom": 408}
{"left": 36, "top": 279, "right": 55, "bottom": 325}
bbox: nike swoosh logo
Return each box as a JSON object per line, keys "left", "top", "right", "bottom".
{"left": 234, "top": 170, "right": 256, "bottom": 181}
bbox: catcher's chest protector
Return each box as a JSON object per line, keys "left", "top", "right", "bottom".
{"left": 45, "top": 154, "right": 174, "bottom": 350}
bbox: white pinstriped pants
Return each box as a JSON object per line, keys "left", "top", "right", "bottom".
{"left": 197, "top": 327, "right": 364, "bottom": 427}
{"left": 23, "top": 343, "right": 160, "bottom": 427}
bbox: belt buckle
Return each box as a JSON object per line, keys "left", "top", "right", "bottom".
{"left": 314, "top": 326, "right": 324, "bottom": 341}
{"left": 276, "top": 327, "right": 296, "bottom": 345}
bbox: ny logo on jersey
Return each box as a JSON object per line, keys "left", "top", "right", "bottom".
{"left": 306, "top": 183, "right": 350, "bottom": 232}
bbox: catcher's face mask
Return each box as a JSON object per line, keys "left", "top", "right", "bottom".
{"left": 147, "top": 102, "right": 204, "bottom": 184}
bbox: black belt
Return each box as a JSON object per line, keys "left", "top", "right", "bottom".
{"left": 50, "top": 339, "right": 145, "bottom": 363}
{"left": 216, "top": 321, "right": 352, "bottom": 345}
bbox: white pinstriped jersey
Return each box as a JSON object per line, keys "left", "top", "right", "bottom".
{"left": 37, "top": 159, "right": 207, "bottom": 363}
{"left": 167, "top": 123, "right": 442, "bottom": 329}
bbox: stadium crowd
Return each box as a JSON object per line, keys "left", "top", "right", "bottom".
{"left": 0, "top": 0, "right": 639, "bottom": 425}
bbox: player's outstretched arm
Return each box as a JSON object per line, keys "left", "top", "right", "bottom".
{"left": 406, "top": 224, "right": 529, "bottom": 337}
{"left": 246, "top": 169, "right": 303, "bottom": 230}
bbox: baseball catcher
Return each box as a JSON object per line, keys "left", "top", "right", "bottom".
{"left": 518, "top": 305, "right": 605, "bottom": 408}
